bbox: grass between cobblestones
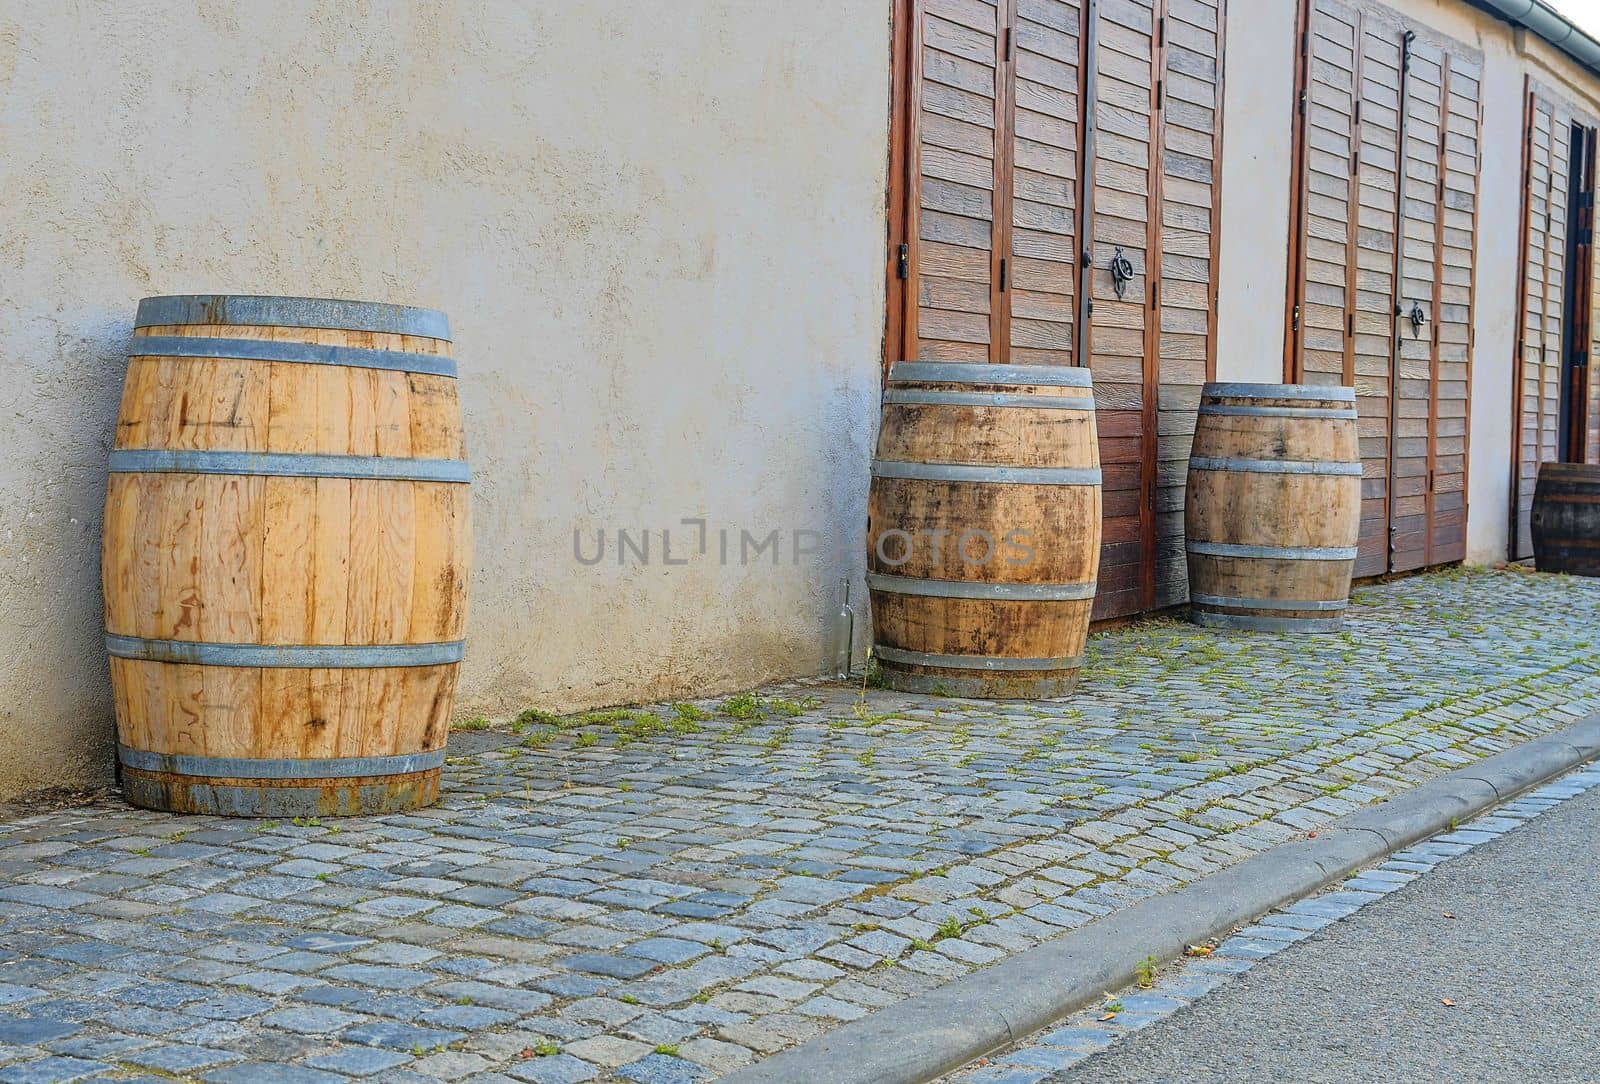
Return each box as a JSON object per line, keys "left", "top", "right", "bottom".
{"left": 0, "top": 567, "right": 1596, "bottom": 1083}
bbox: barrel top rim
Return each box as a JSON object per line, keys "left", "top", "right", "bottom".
{"left": 1202, "top": 381, "right": 1355, "bottom": 402}
{"left": 134, "top": 295, "right": 451, "bottom": 340}
{"left": 889, "top": 361, "right": 1093, "bottom": 388}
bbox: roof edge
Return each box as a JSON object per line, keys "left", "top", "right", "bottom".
{"left": 1473, "top": 0, "right": 1600, "bottom": 79}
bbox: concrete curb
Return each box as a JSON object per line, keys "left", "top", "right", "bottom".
{"left": 720, "top": 712, "right": 1600, "bottom": 1084}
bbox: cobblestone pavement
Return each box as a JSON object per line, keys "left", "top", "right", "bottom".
{"left": 0, "top": 568, "right": 1597, "bottom": 1084}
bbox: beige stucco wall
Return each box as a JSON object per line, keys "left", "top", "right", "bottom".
{"left": 0, "top": 1, "right": 890, "bottom": 799}
{"left": 1215, "top": 0, "right": 1300, "bottom": 383}
{"left": 1216, "top": 0, "right": 1600, "bottom": 565}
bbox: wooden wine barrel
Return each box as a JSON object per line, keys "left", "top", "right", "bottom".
{"left": 1532, "top": 462, "right": 1600, "bottom": 576}
{"left": 1185, "top": 383, "right": 1361, "bottom": 632}
{"left": 102, "top": 295, "right": 471, "bottom": 817}
{"left": 867, "top": 363, "right": 1101, "bottom": 698}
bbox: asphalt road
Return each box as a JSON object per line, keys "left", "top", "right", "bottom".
{"left": 1050, "top": 781, "right": 1600, "bottom": 1084}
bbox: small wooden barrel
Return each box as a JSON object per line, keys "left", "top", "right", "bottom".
{"left": 1532, "top": 462, "right": 1600, "bottom": 576}
{"left": 867, "top": 363, "right": 1101, "bottom": 698}
{"left": 102, "top": 295, "right": 471, "bottom": 816}
{"left": 1185, "top": 383, "right": 1360, "bottom": 632}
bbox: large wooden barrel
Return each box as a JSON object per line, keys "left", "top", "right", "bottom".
{"left": 102, "top": 295, "right": 471, "bottom": 816}
{"left": 867, "top": 363, "right": 1101, "bottom": 698}
{"left": 1532, "top": 462, "right": 1600, "bottom": 576}
{"left": 1185, "top": 383, "right": 1360, "bottom": 632}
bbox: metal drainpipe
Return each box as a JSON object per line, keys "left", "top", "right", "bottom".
{"left": 1472, "top": 0, "right": 1600, "bottom": 75}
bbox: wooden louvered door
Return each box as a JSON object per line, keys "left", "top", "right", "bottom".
{"left": 1286, "top": 0, "right": 1479, "bottom": 574}
{"left": 1085, "top": 0, "right": 1159, "bottom": 619}
{"left": 1512, "top": 91, "right": 1572, "bottom": 558}
{"left": 1588, "top": 158, "right": 1600, "bottom": 462}
{"left": 1083, "top": 0, "right": 1224, "bottom": 619}
{"left": 887, "top": 0, "right": 1223, "bottom": 620}
{"left": 1008, "top": 0, "right": 1085, "bottom": 368}
{"left": 890, "top": 0, "right": 1088, "bottom": 367}
{"left": 1559, "top": 126, "right": 1599, "bottom": 466}
{"left": 893, "top": 0, "right": 1007, "bottom": 365}
{"left": 1428, "top": 50, "right": 1480, "bottom": 564}
{"left": 1287, "top": 0, "right": 1398, "bottom": 579}
{"left": 1389, "top": 38, "right": 1479, "bottom": 570}
{"left": 1575, "top": 129, "right": 1600, "bottom": 464}
{"left": 1152, "top": 0, "right": 1223, "bottom": 608}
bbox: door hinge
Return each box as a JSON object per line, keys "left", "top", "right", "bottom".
{"left": 1348, "top": 312, "right": 1355, "bottom": 338}
{"left": 1299, "top": 89, "right": 1307, "bottom": 117}
{"left": 1146, "top": 480, "right": 1156, "bottom": 512}
{"left": 897, "top": 243, "right": 909, "bottom": 280}
{"left": 1158, "top": 16, "right": 1166, "bottom": 47}
{"left": 999, "top": 258, "right": 1009, "bottom": 292}
{"left": 1156, "top": 79, "right": 1164, "bottom": 111}
{"left": 1151, "top": 278, "right": 1160, "bottom": 310}
{"left": 1428, "top": 468, "right": 1435, "bottom": 493}
{"left": 1293, "top": 304, "right": 1302, "bottom": 332}
{"left": 1003, "top": 27, "right": 1013, "bottom": 62}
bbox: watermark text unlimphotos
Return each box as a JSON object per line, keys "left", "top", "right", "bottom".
{"left": 573, "top": 518, "right": 1035, "bottom": 568}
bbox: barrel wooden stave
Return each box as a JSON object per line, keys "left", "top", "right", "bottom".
{"left": 1185, "top": 384, "right": 1360, "bottom": 632}
{"left": 102, "top": 296, "right": 470, "bottom": 816}
{"left": 1532, "top": 462, "right": 1600, "bottom": 576}
{"left": 867, "top": 364, "right": 1101, "bottom": 698}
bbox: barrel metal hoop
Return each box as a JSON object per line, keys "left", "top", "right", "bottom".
{"left": 874, "top": 645, "right": 1084, "bottom": 671}
{"left": 135, "top": 295, "right": 451, "bottom": 340}
{"left": 1202, "top": 382, "right": 1355, "bottom": 403}
{"left": 1189, "top": 456, "right": 1363, "bottom": 477}
{"left": 117, "top": 743, "right": 447, "bottom": 779}
{"left": 871, "top": 461, "right": 1102, "bottom": 486}
{"left": 105, "top": 635, "right": 466, "bottom": 668}
{"left": 889, "top": 362, "right": 1094, "bottom": 388}
{"left": 129, "top": 335, "right": 457, "bottom": 378}
{"left": 1187, "top": 541, "right": 1359, "bottom": 561}
{"left": 107, "top": 449, "right": 471, "bottom": 483}
{"left": 866, "top": 573, "right": 1098, "bottom": 601}
{"left": 1196, "top": 404, "right": 1358, "bottom": 420}
{"left": 883, "top": 390, "right": 1095, "bottom": 411}
{"left": 1191, "top": 611, "right": 1345, "bottom": 634}
{"left": 1189, "top": 592, "right": 1349, "bottom": 612}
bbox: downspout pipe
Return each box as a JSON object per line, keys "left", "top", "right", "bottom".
{"left": 1473, "top": 0, "right": 1600, "bottom": 76}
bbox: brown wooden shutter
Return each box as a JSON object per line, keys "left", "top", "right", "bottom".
{"left": 1008, "top": 0, "right": 1085, "bottom": 366}
{"left": 1154, "top": 0, "right": 1222, "bottom": 607}
{"left": 1513, "top": 92, "right": 1570, "bottom": 557}
{"left": 889, "top": 0, "right": 1224, "bottom": 621}
{"left": 1428, "top": 50, "right": 1480, "bottom": 565}
{"left": 903, "top": 0, "right": 1004, "bottom": 362}
{"left": 1289, "top": 0, "right": 1401, "bottom": 579}
{"left": 1288, "top": 3, "right": 1480, "bottom": 575}
{"left": 1590, "top": 197, "right": 1600, "bottom": 462}
{"left": 1388, "top": 37, "right": 1445, "bottom": 574}
{"left": 1351, "top": 11, "right": 1404, "bottom": 578}
{"left": 1086, "top": 0, "right": 1158, "bottom": 620}
{"left": 1293, "top": 0, "right": 1360, "bottom": 392}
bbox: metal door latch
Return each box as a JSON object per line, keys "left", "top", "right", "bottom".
{"left": 1402, "top": 300, "right": 1428, "bottom": 337}
{"left": 1109, "top": 247, "right": 1135, "bottom": 301}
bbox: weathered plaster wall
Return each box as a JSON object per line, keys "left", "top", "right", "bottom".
{"left": 0, "top": 1, "right": 890, "bottom": 798}
{"left": 1215, "top": 0, "right": 1300, "bottom": 383}
{"left": 1218, "top": 0, "right": 1600, "bottom": 566}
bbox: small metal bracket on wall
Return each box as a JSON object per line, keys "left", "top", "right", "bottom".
{"left": 1109, "top": 247, "right": 1135, "bottom": 301}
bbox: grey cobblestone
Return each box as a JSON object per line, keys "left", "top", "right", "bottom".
{"left": 0, "top": 569, "right": 1597, "bottom": 1080}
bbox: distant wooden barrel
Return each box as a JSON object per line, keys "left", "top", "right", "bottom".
{"left": 867, "top": 363, "right": 1101, "bottom": 698}
{"left": 102, "top": 295, "right": 471, "bottom": 816}
{"left": 1185, "top": 383, "right": 1360, "bottom": 632}
{"left": 1532, "top": 462, "right": 1600, "bottom": 576}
